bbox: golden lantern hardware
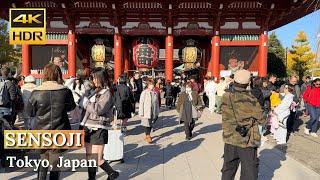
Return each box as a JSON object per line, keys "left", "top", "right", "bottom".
{"left": 181, "top": 39, "right": 202, "bottom": 70}
{"left": 91, "top": 38, "right": 107, "bottom": 67}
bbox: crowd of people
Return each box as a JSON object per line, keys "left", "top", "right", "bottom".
{"left": 0, "top": 60, "right": 320, "bottom": 180}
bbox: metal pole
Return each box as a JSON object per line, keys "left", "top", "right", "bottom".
{"left": 285, "top": 47, "right": 288, "bottom": 68}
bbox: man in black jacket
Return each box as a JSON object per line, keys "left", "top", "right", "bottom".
{"left": 0, "top": 66, "right": 17, "bottom": 126}
{"left": 134, "top": 72, "right": 143, "bottom": 101}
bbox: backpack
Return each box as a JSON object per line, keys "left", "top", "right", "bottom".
{"left": 14, "top": 88, "right": 24, "bottom": 112}
{"left": 0, "top": 79, "right": 11, "bottom": 106}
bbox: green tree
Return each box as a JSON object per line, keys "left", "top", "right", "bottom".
{"left": 267, "top": 32, "right": 287, "bottom": 77}
{"left": 0, "top": 20, "right": 21, "bottom": 65}
{"left": 288, "top": 31, "right": 315, "bottom": 80}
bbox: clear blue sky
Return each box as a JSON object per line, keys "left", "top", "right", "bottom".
{"left": 270, "top": 10, "right": 319, "bottom": 52}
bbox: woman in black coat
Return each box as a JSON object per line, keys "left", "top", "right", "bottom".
{"left": 115, "top": 75, "right": 133, "bottom": 131}
{"left": 26, "top": 64, "right": 76, "bottom": 180}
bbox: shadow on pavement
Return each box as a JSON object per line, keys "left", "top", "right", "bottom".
{"left": 258, "top": 145, "right": 287, "bottom": 180}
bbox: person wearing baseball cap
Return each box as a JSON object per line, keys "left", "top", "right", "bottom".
{"left": 221, "top": 69, "right": 266, "bottom": 180}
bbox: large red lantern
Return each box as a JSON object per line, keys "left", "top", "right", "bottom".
{"left": 132, "top": 38, "right": 159, "bottom": 69}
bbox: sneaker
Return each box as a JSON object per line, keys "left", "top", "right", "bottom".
{"left": 310, "top": 133, "right": 318, "bottom": 138}
{"left": 304, "top": 127, "right": 310, "bottom": 135}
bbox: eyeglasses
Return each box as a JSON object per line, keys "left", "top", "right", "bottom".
{"left": 315, "top": 84, "right": 320, "bottom": 86}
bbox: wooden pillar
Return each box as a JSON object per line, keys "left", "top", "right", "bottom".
{"left": 21, "top": 44, "right": 30, "bottom": 76}
{"left": 258, "top": 31, "right": 268, "bottom": 77}
{"left": 114, "top": 34, "right": 122, "bottom": 82}
{"left": 211, "top": 32, "right": 220, "bottom": 79}
{"left": 165, "top": 35, "right": 173, "bottom": 82}
{"left": 68, "top": 29, "right": 76, "bottom": 77}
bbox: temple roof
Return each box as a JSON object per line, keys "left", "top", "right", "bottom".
{"left": 0, "top": 0, "right": 318, "bottom": 35}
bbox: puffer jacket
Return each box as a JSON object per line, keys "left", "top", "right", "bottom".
{"left": 26, "top": 81, "right": 76, "bottom": 130}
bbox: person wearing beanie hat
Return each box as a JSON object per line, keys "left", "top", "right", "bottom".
{"left": 234, "top": 69, "right": 251, "bottom": 85}
{"left": 18, "top": 75, "right": 37, "bottom": 129}
{"left": 221, "top": 70, "right": 266, "bottom": 180}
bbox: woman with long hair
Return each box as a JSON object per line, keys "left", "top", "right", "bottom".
{"left": 26, "top": 64, "right": 76, "bottom": 180}
{"left": 115, "top": 75, "right": 134, "bottom": 132}
{"left": 80, "top": 67, "right": 119, "bottom": 180}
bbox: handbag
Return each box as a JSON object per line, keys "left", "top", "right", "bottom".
{"left": 191, "top": 104, "right": 201, "bottom": 119}
{"left": 69, "top": 106, "right": 83, "bottom": 124}
{"left": 189, "top": 95, "right": 201, "bottom": 119}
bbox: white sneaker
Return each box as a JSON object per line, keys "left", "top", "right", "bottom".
{"left": 304, "top": 127, "right": 310, "bottom": 135}
{"left": 310, "top": 133, "right": 318, "bottom": 138}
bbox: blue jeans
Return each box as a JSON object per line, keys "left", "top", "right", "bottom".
{"left": 307, "top": 106, "right": 320, "bottom": 133}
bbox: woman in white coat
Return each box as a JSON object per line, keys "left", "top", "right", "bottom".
{"left": 139, "top": 79, "right": 160, "bottom": 143}
{"left": 273, "top": 85, "right": 294, "bottom": 145}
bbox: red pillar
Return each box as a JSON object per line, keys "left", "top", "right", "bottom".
{"left": 21, "top": 44, "right": 30, "bottom": 76}
{"left": 68, "top": 30, "right": 76, "bottom": 77}
{"left": 114, "top": 34, "right": 122, "bottom": 82}
{"left": 258, "top": 31, "right": 268, "bottom": 77}
{"left": 211, "top": 34, "right": 220, "bottom": 79}
{"left": 165, "top": 35, "right": 173, "bottom": 82}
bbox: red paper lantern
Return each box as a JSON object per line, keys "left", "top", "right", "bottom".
{"left": 132, "top": 38, "right": 159, "bottom": 69}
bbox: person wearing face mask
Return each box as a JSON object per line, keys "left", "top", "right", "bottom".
{"left": 176, "top": 82, "right": 202, "bottom": 140}
{"left": 138, "top": 79, "right": 160, "bottom": 143}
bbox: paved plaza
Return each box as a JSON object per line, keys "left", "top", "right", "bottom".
{"left": 1, "top": 108, "right": 320, "bottom": 180}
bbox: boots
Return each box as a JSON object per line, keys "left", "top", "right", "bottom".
{"left": 99, "top": 161, "right": 119, "bottom": 180}
{"left": 37, "top": 165, "right": 48, "bottom": 180}
{"left": 49, "top": 171, "right": 60, "bottom": 180}
{"left": 144, "top": 135, "right": 152, "bottom": 143}
{"left": 88, "top": 167, "right": 97, "bottom": 180}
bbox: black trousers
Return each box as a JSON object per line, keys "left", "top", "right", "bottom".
{"left": 221, "top": 144, "right": 259, "bottom": 180}
{"left": 184, "top": 119, "right": 195, "bottom": 138}
{"left": 165, "top": 97, "right": 173, "bottom": 107}
{"left": 145, "top": 127, "right": 152, "bottom": 135}
{"left": 287, "top": 111, "right": 296, "bottom": 133}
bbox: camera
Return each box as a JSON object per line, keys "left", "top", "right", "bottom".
{"left": 235, "top": 125, "right": 249, "bottom": 137}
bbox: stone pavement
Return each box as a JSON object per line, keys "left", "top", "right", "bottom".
{"left": 1, "top": 108, "right": 320, "bottom": 180}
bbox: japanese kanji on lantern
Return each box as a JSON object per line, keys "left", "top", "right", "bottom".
{"left": 179, "top": 39, "right": 202, "bottom": 70}
{"left": 132, "top": 37, "right": 159, "bottom": 69}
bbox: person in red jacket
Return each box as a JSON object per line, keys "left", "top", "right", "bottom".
{"left": 303, "top": 78, "right": 320, "bottom": 137}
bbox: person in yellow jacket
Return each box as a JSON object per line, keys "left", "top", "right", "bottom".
{"left": 270, "top": 89, "right": 282, "bottom": 108}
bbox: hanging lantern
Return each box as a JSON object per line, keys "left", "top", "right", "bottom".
{"left": 91, "top": 39, "right": 112, "bottom": 67}
{"left": 180, "top": 39, "right": 202, "bottom": 70}
{"left": 132, "top": 37, "right": 159, "bottom": 70}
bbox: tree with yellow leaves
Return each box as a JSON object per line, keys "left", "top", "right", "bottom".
{"left": 287, "top": 31, "right": 315, "bottom": 80}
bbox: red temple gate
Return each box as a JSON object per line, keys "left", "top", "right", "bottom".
{"left": 0, "top": 0, "right": 318, "bottom": 82}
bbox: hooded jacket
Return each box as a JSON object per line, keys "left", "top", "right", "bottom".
{"left": 26, "top": 81, "right": 76, "bottom": 130}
